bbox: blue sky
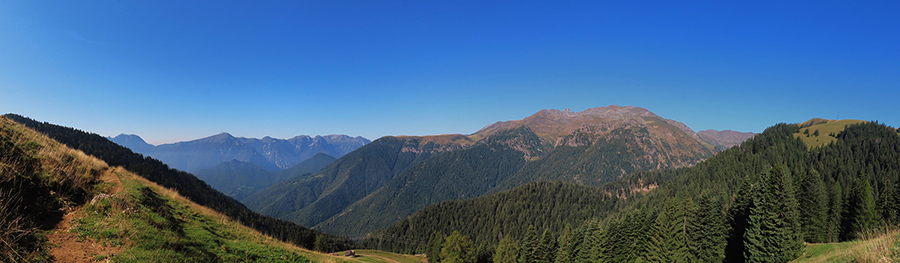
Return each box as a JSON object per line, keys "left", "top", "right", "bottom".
{"left": 2, "top": 1, "right": 898, "bottom": 145}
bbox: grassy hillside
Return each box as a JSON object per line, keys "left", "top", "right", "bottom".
{"left": 0, "top": 115, "right": 421, "bottom": 263}
{"left": 3, "top": 114, "right": 349, "bottom": 251}
{"left": 793, "top": 119, "right": 866, "bottom": 148}
{"left": 792, "top": 227, "right": 899, "bottom": 263}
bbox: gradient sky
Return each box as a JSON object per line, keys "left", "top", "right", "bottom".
{"left": 2, "top": 1, "right": 898, "bottom": 145}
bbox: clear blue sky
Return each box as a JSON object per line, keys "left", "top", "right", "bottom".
{"left": 2, "top": 1, "right": 898, "bottom": 145}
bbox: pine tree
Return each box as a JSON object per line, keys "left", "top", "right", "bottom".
{"left": 427, "top": 231, "right": 446, "bottom": 263}
{"left": 537, "top": 228, "right": 558, "bottom": 262}
{"left": 518, "top": 225, "right": 538, "bottom": 263}
{"left": 725, "top": 175, "right": 754, "bottom": 263}
{"left": 574, "top": 221, "right": 600, "bottom": 263}
{"left": 877, "top": 178, "right": 897, "bottom": 224}
{"left": 694, "top": 194, "right": 727, "bottom": 263}
{"left": 827, "top": 179, "right": 843, "bottom": 242}
{"left": 847, "top": 174, "right": 878, "bottom": 238}
{"left": 494, "top": 235, "right": 519, "bottom": 263}
{"left": 441, "top": 231, "right": 476, "bottom": 263}
{"left": 554, "top": 225, "right": 572, "bottom": 263}
{"left": 648, "top": 197, "right": 694, "bottom": 262}
{"left": 799, "top": 170, "right": 828, "bottom": 243}
{"left": 744, "top": 166, "right": 803, "bottom": 263}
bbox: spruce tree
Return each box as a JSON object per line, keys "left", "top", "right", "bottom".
{"left": 743, "top": 166, "right": 803, "bottom": 263}
{"left": 518, "top": 225, "right": 538, "bottom": 263}
{"left": 694, "top": 194, "right": 727, "bottom": 263}
{"left": 725, "top": 175, "right": 754, "bottom": 263}
{"left": 574, "top": 221, "right": 600, "bottom": 263}
{"left": 538, "top": 228, "right": 558, "bottom": 262}
{"left": 827, "top": 179, "right": 843, "bottom": 242}
{"left": 847, "top": 174, "right": 878, "bottom": 238}
{"left": 799, "top": 170, "right": 828, "bottom": 243}
{"left": 648, "top": 198, "right": 694, "bottom": 262}
{"left": 494, "top": 235, "right": 519, "bottom": 263}
{"left": 553, "top": 225, "right": 572, "bottom": 263}
{"left": 877, "top": 178, "right": 897, "bottom": 224}
{"left": 427, "top": 231, "right": 446, "bottom": 263}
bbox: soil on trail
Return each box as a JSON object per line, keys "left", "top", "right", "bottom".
{"left": 46, "top": 169, "right": 125, "bottom": 262}
{"left": 46, "top": 209, "right": 121, "bottom": 262}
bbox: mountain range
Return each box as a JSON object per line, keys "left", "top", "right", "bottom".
{"left": 697, "top": 129, "right": 756, "bottom": 150}
{"left": 246, "top": 105, "right": 750, "bottom": 236}
{"left": 194, "top": 152, "right": 337, "bottom": 200}
{"left": 108, "top": 132, "right": 370, "bottom": 173}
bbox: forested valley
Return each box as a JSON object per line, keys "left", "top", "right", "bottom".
{"left": 367, "top": 121, "right": 900, "bottom": 262}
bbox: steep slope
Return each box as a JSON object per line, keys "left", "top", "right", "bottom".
{"left": 4, "top": 114, "right": 350, "bottom": 252}
{"left": 108, "top": 133, "right": 369, "bottom": 173}
{"left": 276, "top": 152, "right": 338, "bottom": 181}
{"left": 195, "top": 153, "right": 336, "bottom": 200}
{"left": 367, "top": 120, "right": 900, "bottom": 261}
{"left": 0, "top": 115, "right": 344, "bottom": 262}
{"left": 697, "top": 129, "right": 756, "bottom": 150}
{"left": 311, "top": 106, "right": 716, "bottom": 236}
{"left": 314, "top": 126, "right": 542, "bottom": 236}
{"left": 481, "top": 106, "right": 716, "bottom": 188}
{"left": 194, "top": 160, "right": 275, "bottom": 200}
{"left": 243, "top": 135, "right": 472, "bottom": 227}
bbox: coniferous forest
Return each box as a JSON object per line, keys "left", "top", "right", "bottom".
{"left": 367, "top": 121, "right": 900, "bottom": 262}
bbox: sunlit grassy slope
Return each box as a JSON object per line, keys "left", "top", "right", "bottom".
{"left": 793, "top": 119, "right": 866, "bottom": 148}
{"left": 0, "top": 116, "right": 421, "bottom": 262}
{"left": 792, "top": 227, "right": 900, "bottom": 263}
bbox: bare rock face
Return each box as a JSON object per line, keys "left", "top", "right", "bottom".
{"left": 475, "top": 105, "right": 715, "bottom": 169}
{"left": 697, "top": 129, "right": 756, "bottom": 149}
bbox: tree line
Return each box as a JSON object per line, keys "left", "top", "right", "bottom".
{"left": 371, "top": 121, "right": 900, "bottom": 262}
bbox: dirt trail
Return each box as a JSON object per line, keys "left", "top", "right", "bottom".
{"left": 46, "top": 168, "right": 124, "bottom": 262}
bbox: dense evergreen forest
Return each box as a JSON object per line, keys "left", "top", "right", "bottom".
{"left": 3, "top": 114, "right": 352, "bottom": 252}
{"left": 368, "top": 121, "right": 900, "bottom": 262}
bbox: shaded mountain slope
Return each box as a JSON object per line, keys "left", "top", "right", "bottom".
{"left": 247, "top": 106, "right": 718, "bottom": 237}
{"left": 243, "top": 135, "right": 471, "bottom": 227}
{"left": 365, "top": 120, "right": 900, "bottom": 258}
{"left": 314, "top": 126, "right": 542, "bottom": 236}
{"left": 195, "top": 152, "right": 336, "bottom": 200}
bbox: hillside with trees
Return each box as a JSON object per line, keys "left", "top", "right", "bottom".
{"left": 366, "top": 120, "right": 900, "bottom": 262}
{"left": 250, "top": 106, "right": 721, "bottom": 237}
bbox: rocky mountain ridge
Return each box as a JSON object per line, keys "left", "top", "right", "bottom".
{"left": 109, "top": 132, "right": 369, "bottom": 172}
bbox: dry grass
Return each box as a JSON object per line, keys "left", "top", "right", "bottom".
{"left": 1, "top": 116, "right": 112, "bottom": 261}
{"left": 794, "top": 225, "right": 900, "bottom": 263}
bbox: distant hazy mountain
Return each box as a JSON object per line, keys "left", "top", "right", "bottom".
{"left": 247, "top": 105, "right": 719, "bottom": 236}
{"left": 195, "top": 153, "right": 337, "bottom": 200}
{"left": 697, "top": 129, "right": 756, "bottom": 149}
{"left": 108, "top": 133, "right": 368, "bottom": 173}
{"left": 108, "top": 134, "right": 155, "bottom": 153}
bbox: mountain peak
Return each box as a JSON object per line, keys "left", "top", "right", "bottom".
{"left": 475, "top": 105, "right": 664, "bottom": 141}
